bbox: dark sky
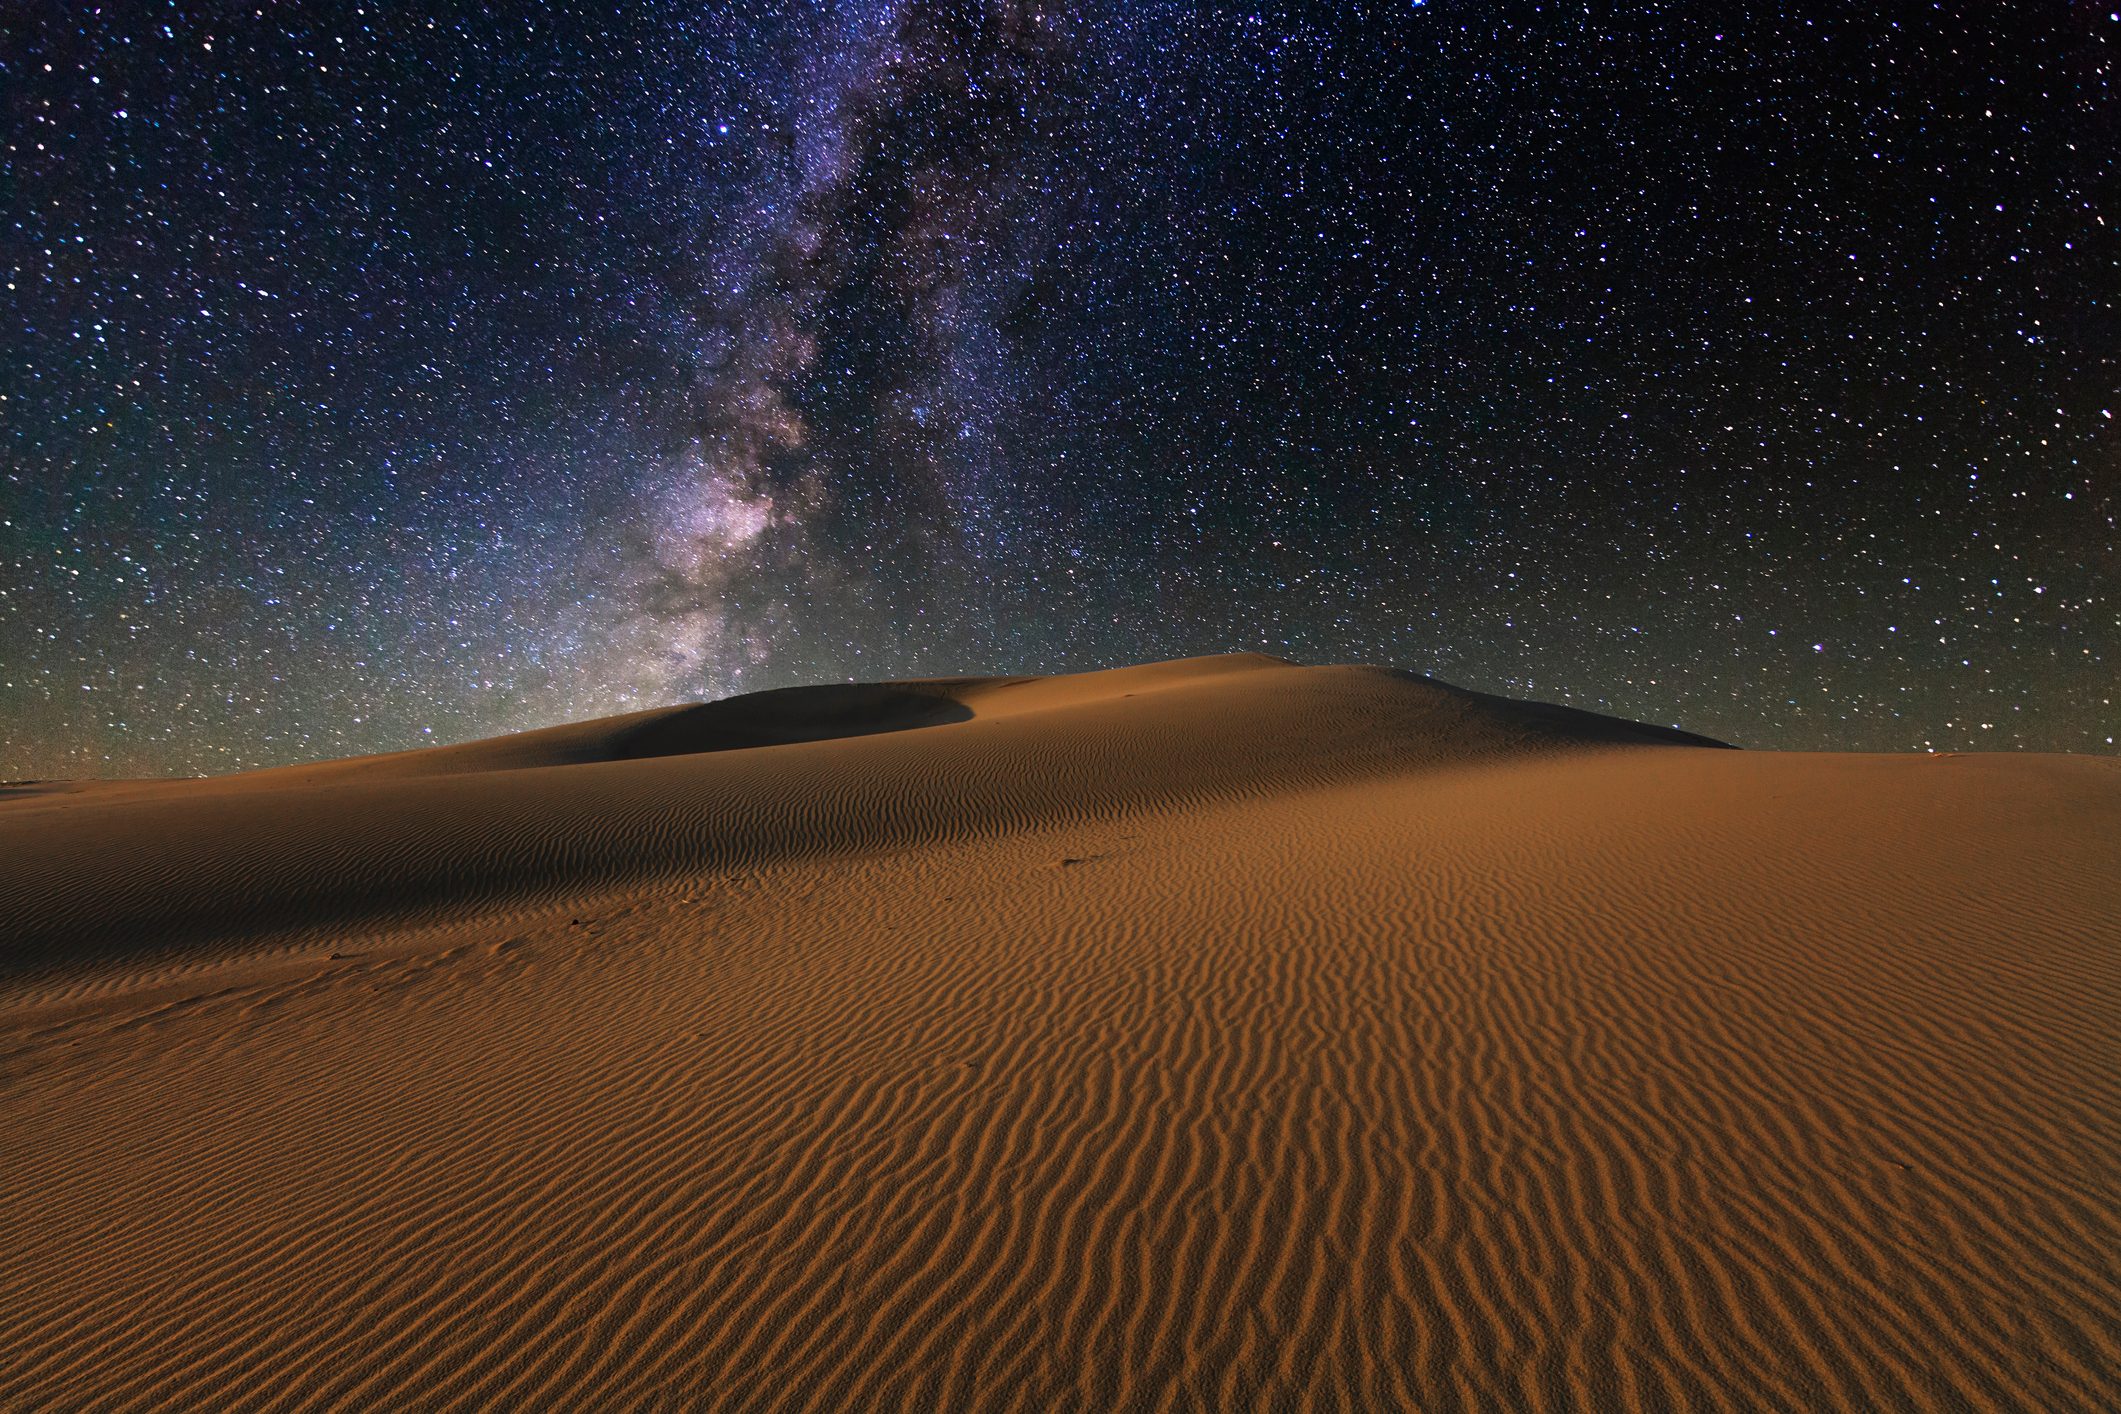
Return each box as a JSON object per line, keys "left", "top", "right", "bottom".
{"left": 3, "top": 1, "right": 2114, "bottom": 777}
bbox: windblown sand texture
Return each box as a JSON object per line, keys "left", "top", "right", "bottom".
{"left": 4, "top": 655, "right": 2117, "bottom": 1410}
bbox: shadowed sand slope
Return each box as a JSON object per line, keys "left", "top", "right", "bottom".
{"left": 0, "top": 655, "right": 1720, "bottom": 972}
{"left": 2, "top": 656, "right": 2117, "bottom": 1411}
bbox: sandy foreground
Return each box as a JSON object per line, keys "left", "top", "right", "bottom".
{"left": 3, "top": 654, "right": 2116, "bottom": 1411}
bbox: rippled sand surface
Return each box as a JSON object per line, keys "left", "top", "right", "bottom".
{"left": 5, "top": 655, "right": 2116, "bottom": 1410}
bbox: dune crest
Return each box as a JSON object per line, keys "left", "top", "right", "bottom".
{"left": 3, "top": 656, "right": 2116, "bottom": 1411}
{"left": 0, "top": 656, "right": 1721, "bottom": 975}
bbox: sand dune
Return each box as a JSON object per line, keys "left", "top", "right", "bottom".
{"left": 3, "top": 655, "right": 2116, "bottom": 1409}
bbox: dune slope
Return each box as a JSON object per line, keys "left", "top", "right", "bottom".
{"left": 2, "top": 655, "right": 2116, "bottom": 1411}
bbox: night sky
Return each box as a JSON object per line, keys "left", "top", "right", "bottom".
{"left": 4, "top": 2, "right": 2114, "bottom": 778}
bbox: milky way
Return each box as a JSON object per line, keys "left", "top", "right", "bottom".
{"left": 2, "top": 2, "right": 2115, "bottom": 775}
{"left": 593, "top": 0, "right": 1080, "bottom": 702}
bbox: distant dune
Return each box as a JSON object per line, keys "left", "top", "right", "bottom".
{"left": 3, "top": 654, "right": 2116, "bottom": 1410}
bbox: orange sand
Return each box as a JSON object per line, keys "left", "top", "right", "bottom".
{"left": 3, "top": 655, "right": 2116, "bottom": 1409}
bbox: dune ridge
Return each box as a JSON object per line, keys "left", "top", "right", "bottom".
{"left": 3, "top": 656, "right": 2116, "bottom": 1411}
{"left": 0, "top": 655, "right": 1719, "bottom": 980}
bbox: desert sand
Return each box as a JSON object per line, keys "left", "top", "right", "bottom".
{"left": 3, "top": 654, "right": 2116, "bottom": 1410}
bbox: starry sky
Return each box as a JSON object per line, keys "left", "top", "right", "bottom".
{"left": 3, "top": 1, "right": 2115, "bottom": 777}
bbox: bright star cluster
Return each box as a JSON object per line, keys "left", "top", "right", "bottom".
{"left": 3, "top": 2, "right": 2114, "bottom": 776}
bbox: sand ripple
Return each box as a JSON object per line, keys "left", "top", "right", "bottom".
{"left": 3, "top": 657, "right": 2115, "bottom": 1409}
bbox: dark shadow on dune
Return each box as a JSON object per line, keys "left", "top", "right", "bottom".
{"left": 1382, "top": 671, "right": 1738, "bottom": 751}
{"left": 609, "top": 684, "right": 975, "bottom": 760}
